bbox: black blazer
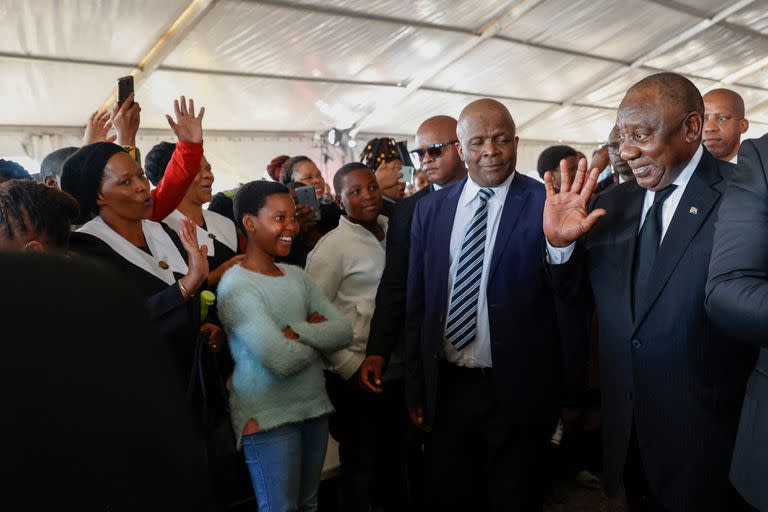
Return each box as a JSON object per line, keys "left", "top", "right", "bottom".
{"left": 70, "top": 223, "right": 200, "bottom": 387}
{"left": 706, "top": 133, "right": 768, "bottom": 511}
{"left": 550, "top": 148, "right": 757, "bottom": 510}
{"left": 368, "top": 184, "right": 431, "bottom": 364}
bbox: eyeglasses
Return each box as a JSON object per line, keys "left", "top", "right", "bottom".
{"left": 409, "top": 140, "right": 458, "bottom": 163}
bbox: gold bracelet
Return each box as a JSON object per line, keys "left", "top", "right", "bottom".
{"left": 178, "top": 280, "right": 194, "bottom": 298}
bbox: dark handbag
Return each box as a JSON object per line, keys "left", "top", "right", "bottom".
{"left": 188, "top": 332, "right": 255, "bottom": 510}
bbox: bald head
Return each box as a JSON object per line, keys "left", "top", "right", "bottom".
{"left": 616, "top": 73, "right": 703, "bottom": 191}
{"left": 457, "top": 99, "right": 516, "bottom": 143}
{"left": 414, "top": 115, "right": 465, "bottom": 187}
{"left": 456, "top": 98, "right": 518, "bottom": 187}
{"left": 417, "top": 115, "right": 457, "bottom": 140}
{"left": 703, "top": 88, "right": 748, "bottom": 161}
{"left": 704, "top": 88, "right": 745, "bottom": 119}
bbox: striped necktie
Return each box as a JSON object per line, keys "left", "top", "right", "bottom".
{"left": 445, "top": 187, "right": 494, "bottom": 350}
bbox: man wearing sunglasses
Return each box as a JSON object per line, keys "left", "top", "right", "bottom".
{"left": 360, "top": 115, "right": 466, "bottom": 510}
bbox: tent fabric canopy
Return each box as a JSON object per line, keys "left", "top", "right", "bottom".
{"left": 2, "top": 0, "right": 768, "bottom": 184}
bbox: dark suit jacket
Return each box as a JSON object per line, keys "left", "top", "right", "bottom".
{"left": 550, "top": 149, "right": 757, "bottom": 511}
{"left": 0, "top": 253, "right": 212, "bottom": 510}
{"left": 368, "top": 184, "right": 431, "bottom": 365}
{"left": 405, "top": 174, "right": 570, "bottom": 428}
{"left": 706, "top": 134, "right": 768, "bottom": 511}
{"left": 69, "top": 223, "right": 201, "bottom": 390}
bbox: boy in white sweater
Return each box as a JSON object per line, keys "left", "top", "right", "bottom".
{"left": 306, "top": 162, "right": 394, "bottom": 512}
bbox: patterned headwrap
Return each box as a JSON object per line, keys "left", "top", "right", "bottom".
{"left": 360, "top": 137, "right": 400, "bottom": 170}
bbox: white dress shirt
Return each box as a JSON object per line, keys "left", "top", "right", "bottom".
{"left": 729, "top": 154, "right": 737, "bottom": 164}
{"left": 443, "top": 172, "right": 515, "bottom": 368}
{"left": 547, "top": 145, "right": 703, "bottom": 264}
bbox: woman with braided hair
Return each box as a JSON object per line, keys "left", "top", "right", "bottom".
{"left": 0, "top": 179, "right": 79, "bottom": 252}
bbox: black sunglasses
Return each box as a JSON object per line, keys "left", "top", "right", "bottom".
{"left": 409, "top": 140, "right": 458, "bottom": 161}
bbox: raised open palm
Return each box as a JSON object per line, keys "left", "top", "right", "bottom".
{"left": 166, "top": 96, "right": 205, "bottom": 143}
{"left": 543, "top": 157, "right": 607, "bottom": 248}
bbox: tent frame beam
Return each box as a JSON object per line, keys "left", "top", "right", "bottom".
{"left": 517, "top": 0, "right": 756, "bottom": 132}
{"left": 97, "top": 0, "right": 221, "bottom": 109}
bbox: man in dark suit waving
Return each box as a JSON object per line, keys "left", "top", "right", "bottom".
{"left": 406, "top": 99, "right": 572, "bottom": 511}
{"left": 706, "top": 132, "right": 768, "bottom": 511}
{"left": 544, "top": 72, "right": 756, "bottom": 511}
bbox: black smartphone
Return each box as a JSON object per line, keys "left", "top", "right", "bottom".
{"left": 395, "top": 140, "right": 416, "bottom": 168}
{"left": 117, "top": 76, "right": 134, "bottom": 106}
{"left": 294, "top": 185, "right": 321, "bottom": 219}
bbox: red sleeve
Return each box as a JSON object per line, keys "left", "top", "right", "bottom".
{"left": 149, "top": 140, "right": 204, "bottom": 221}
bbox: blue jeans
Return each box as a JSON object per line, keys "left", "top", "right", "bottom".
{"left": 241, "top": 415, "right": 329, "bottom": 512}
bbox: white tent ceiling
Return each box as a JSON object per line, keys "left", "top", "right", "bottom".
{"left": 2, "top": 0, "right": 768, "bottom": 182}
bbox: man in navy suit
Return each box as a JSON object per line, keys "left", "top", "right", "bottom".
{"left": 405, "top": 99, "right": 576, "bottom": 511}
{"left": 544, "top": 73, "right": 756, "bottom": 511}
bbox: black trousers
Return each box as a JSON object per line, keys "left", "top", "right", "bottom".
{"left": 427, "top": 360, "right": 553, "bottom": 512}
{"left": 325, "top": 371, "right": 412, "bottom": 512}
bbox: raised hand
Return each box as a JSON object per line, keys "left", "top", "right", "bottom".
{"left": 178, "top": 217, "right": 209, "bottom": 299}
{"left": 375, "top": 160, "right": 403, "bottom": 191}
{"left": 111, "top": 93, "right": 141, "bottom": 147}
{"left": 83, "top": 110, "right": 115, "bottom": 145}
{"left": 543, "top": 157, "right": 607, "bottom": 248}
{"left": 166, "top": 96, "right": 205, "bottom": 144}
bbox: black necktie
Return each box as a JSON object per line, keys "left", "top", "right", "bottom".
{"left": 633, "top": 185, "right": 677, "bottom": 319}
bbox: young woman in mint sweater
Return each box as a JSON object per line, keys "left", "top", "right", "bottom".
{"left": 217, "top": 180, "right": 352, "bottom": 512}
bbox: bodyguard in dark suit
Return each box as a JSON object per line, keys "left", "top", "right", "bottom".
{"left": 706, "top": 132, "right": 768, "bottom": 511}
{"left": 544, "top": 72, "right": 756, "bottom": 511}
{"left": 362, "top": 115, "right": 467, "bottom": 389}
{"left": 406, "top": 99, "right": 574, "bottom": 511}
{"left": 359, "top": 115, "right": 466, "bottom": 511}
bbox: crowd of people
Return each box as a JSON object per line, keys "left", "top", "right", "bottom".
{"left": 1, "top": 71, "right": 766, "bottom": 512}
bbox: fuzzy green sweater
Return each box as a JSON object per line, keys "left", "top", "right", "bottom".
{"left": 218, "top": 263, "right": 352, "bottom": 446}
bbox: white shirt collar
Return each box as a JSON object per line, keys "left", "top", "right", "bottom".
{"left": 432, "top": 183, "right": 442, "bottom": 191}
{"left": 670, "top": 144, "right": 703, "bottom": 190}
{"left": 729, "top": 154, "right": 737, "bottom": 164}
{"left": 461, "top": 171, "right": 516, "bottom": 207}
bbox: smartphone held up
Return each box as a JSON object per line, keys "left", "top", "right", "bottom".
{"left": 117, "top": 76, "right": 134, "bottom": 106}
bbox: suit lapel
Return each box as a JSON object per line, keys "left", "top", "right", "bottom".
{"left": 632, "top": 152, "right": 723, "bottom": 331}
{"left": 488, "top": 174, "right": 529, "bottom": 282}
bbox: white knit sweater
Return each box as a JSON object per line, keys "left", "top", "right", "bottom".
{"left": 305, "top": 215, "right": 387, "bottom": 380}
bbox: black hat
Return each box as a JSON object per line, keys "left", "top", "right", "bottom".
{"left": 144, "top": 142, "right": 176, "bottom": 186}
{"left": 61, "top": 142, "right": 127, "bottom": 224}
